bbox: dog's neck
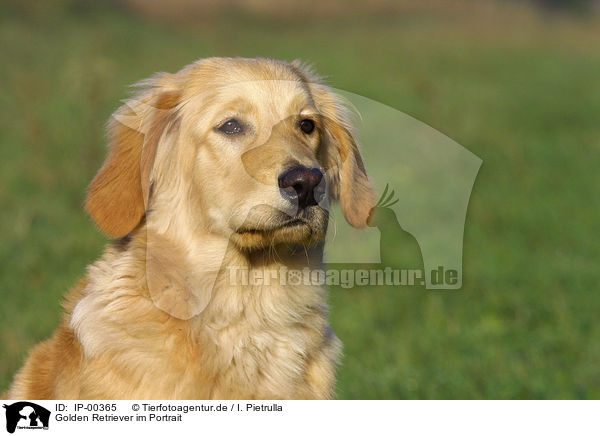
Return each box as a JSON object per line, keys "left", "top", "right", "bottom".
{"left": 108, "top": 223, "right": 326, "bottom": 320}
{"left": 69, "top": 223, "right": 335, "bottom": 398}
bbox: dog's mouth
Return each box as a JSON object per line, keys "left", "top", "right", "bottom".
{"left": 230, "top": 208, "right": 327, "bottom": 250}
{"left": 235, "top": 217, "right": 307, "bottom": 235}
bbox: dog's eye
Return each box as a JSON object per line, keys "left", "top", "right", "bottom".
{"left": 299, "top": 119, "right": 315, "bottom": 134}
{"left": 218, "top": 119, "right": 244, "bottom": 135}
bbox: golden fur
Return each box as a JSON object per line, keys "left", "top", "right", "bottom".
{"left": 4, "top": 57, "right": 375, "bottom": 399}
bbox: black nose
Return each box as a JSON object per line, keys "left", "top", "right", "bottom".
{"left": 278, "top": 166, "right": 325, "bottom": 209}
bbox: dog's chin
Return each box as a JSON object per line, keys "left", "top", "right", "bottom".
{"left": 230, "top": 211, "right": 328, "bottom": 251}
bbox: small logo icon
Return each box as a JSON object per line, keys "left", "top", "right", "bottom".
{"left": 3, "top": 402, "right": 50, "bottom": 434}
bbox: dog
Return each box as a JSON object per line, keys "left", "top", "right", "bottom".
{"left": 4, "top": 57, "right": 375, "bottom": 399}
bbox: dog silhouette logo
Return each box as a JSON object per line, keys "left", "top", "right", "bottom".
{"left": 3, "top": 402, "right": 50, "bottom": 433}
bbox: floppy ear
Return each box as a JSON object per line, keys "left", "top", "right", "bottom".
{"left": 86, "top": 75, "right": 181, "bottom": 238}
{"left": 311, "top": 83, "right": 376, "bottom": 229}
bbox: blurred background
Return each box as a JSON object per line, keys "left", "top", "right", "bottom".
{"left": 1, "top": 0, "right": 599, "bottom": 399}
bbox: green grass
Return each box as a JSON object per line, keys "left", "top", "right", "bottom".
{"left": 1, "top": 3, "right": 599, "bottom": 398}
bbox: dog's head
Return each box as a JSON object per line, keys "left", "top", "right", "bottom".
{"left": 86, "top": 57, "right": 375, "bottom": 251}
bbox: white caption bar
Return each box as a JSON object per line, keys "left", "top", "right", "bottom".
{"left": 1, "top": 400, "right": 597, "bottom": 436}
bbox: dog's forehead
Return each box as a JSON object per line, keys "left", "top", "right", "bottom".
{"left": 216, "top": 79, "right": 312, "bottom": 115}
{"left": 179, "top": 59, "right": 316, "bottom": 121}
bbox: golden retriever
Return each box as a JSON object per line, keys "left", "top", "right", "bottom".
{"left": 4, "top": 57, "right": 375, "bottom": 399}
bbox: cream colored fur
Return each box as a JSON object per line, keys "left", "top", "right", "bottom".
{"left": 4, "top": 57, "right": 375, "bottom": 399}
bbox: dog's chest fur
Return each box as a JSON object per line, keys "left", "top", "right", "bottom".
{"left": 68, "top": 239, "right": 340, "bottom": 399}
